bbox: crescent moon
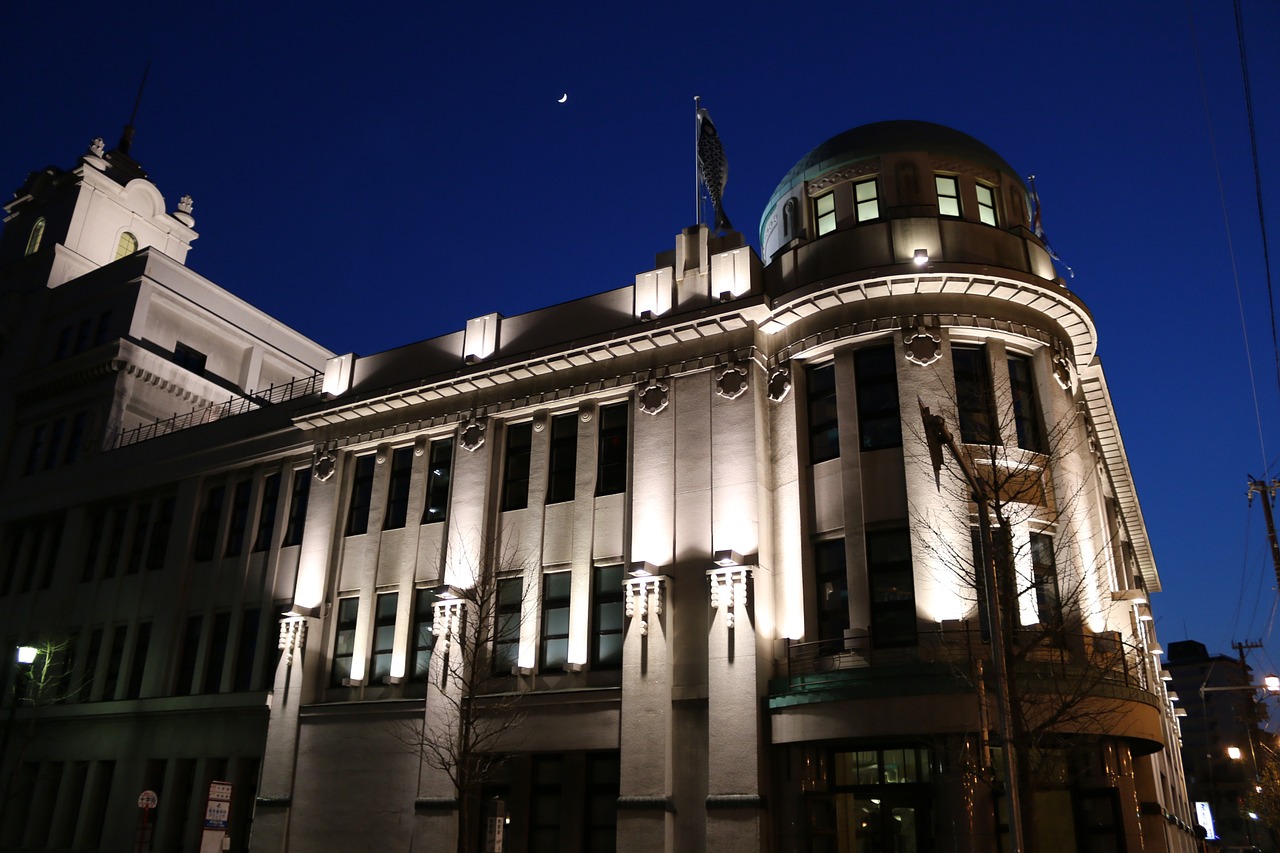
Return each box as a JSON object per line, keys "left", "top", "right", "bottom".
{"left": 558, "top": 93, "right": 568, "bottom": 103}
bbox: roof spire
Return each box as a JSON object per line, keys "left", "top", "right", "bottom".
{"left": 117, "top": 61, "right": 151, "bottom": 155}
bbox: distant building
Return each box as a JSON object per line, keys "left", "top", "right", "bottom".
{"left": 0, "top": 121, "right": 1196, "bottom": 851}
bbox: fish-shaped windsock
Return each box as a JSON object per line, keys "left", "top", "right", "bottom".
{"left": 696, "top": 107, "right": 733, "bottom": 233}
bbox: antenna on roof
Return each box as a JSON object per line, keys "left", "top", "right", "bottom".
{"left": 117, "top": 61, "right": 151, "bottom": 155}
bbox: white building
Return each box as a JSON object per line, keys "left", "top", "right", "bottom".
{"left": 0, "top": 121, "right": 1196, "bottom": 852}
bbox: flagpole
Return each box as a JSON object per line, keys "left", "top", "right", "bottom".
{"left": 694, "top": 95, "right": 702, "bottom": 226}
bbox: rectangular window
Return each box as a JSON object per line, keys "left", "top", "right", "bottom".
{"left": 282, "top": 468, "right": 311, "bottom": 547}
{"left": 232, "top": 609, "right": 260, "bottom": 692}
{"left": 806, "top": 363, "right": 839, "bottom": 464}
{"left": 331, "top": 597, "right": 360, "bottom": 686}
{"left": 37, "top": 519, "right": 62, "bottom": 590}
{"left": 976, "top": 184, "right": 998, "bottom": 226}
{"left": 596, "top": 404, "right": 628, "bottom": 496}
{"left": 935, "top": 175, "right": 961, "bottom": 217}
{"left": 345, "top": 454, "right": 376, "bottom": 535}
{"left": 371, "top": 592, "right": 398, "bottom": 682}
{"left": 73, "top": 318, "right": 92, "bottom": 353}
{"left": 100, "top": 626, "right": 125, "bottom": 701}
{"left": 43, "top": 417, "right": 66, "bottom": 470}
{"left": 253, "top": 473, "right": 281, "bottom": 552}
{"left": 412, "top": 589, "right": 437, "bottom": 681}
{"left": 125, "top": 501, "right": 150, "bottom": 574}
{"left": 815, "top": 191, "right": 836, "bottom": 236}
{"left": 501, "top": 423, "right": 534, "bottom": 511}
{"left": 541, "top": 572, "right": 572, "bottom": 670}
{"left": 867, "top": 529, "right": 916, "bottom": 647}
{"left": 530, "top": 756, "right": 564, "bottom": 853}
{"left": 1031, "top": 533, "right": 1060, "bottom": 627}
{"left": 1007, "top": 353, "right": 1046, "bottom": 453}
{"left": 23, "top": 424, "right": 46, "bottom": 475}
{"left": 193, "top": 485, "right": 225, "bottom": 561}
{"left": 584, "top": 753, "right": 621, "bottom": 853}
{"left": 84, "top": 628, "right": 104, "bottom": 700}
{"left": 125, "top": 623, "right": 150, "bottom": 700}
{"left": 854, "top": 178, "right": 880, "bottom": 222}
{"left": 172, "top": 342, "right": 207, "bottom": 375}
{"left": 493, "top": 578, "right": 523, "bottom": 675}
{"left": 592, "top": 565, "right": 624, "bottom": 669}
{"left": 224, "top": 480, "right": 252, "bottom": 557}
{"left": 203, "top": 611, "right": 231, "bottom": 693}
{"left": 854, "top": 345, "right": 901, "bottom": 450}
{"left": 952, "top": 344, "right": 998, "bottom": 445}
{"left": 93, "top": 310, "right": 113, "bottom": 346}
{"left": 82, "top": 509, "right": 106, "bottom": 582}
{"left": 383, "top": 446, "right": 414, "bottom": 529}
{"left": 546, "top": 413, "right": 579, "bottom": 504}
{"left": 103, "top": 507, "right": 126, "bottom": 579}
{"left": 815, "top": 539, "right": 849, "bottom": 644}
{"left": 175, "top": 615, "right": 202, "bottom": 696}
{"left": 64, "top": 412, "right": 87, "bottom": 465}
{"left": 421, "top": 438, "right": 454, "bottom": 524}
{"left": 145, "top": 497, "right": 174, "bottom": 572}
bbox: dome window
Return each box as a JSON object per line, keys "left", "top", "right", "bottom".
{"left": 976, "top": 184, "right": 998, "bottom": 227}
{"left": 25, "top": 217, "right": 46, "bottom": 256}
{"left": 935, "top": 176, "right": 961, "bottom": 217}
{"left": 854, "top": 178, "right": 880, "bottom": 222}
{"left": 114, "top": 231, "right": 139, "bottom": 260}
{"left": 815, "top": 192, "right": 836, "bottom": 237}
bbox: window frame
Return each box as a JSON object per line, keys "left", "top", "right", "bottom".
{"left": 815, "top": 191, "right": 837, "bottom": 236}
{"left": 383, "top": 445, "right": 415, "bottom": 530}
{"left": 501, "top": 422, "right": 534, "bottom": 511}
{"left": 224, "top": 479, "right": 252, "bottom": 557}
{"left": 421, "top": 438, "right": 454, "bottom": 524}
{"left": 114, "top": 231, "right": 138, "bottom": 260}
{"left": 330, "top": 597, "right": 360, "bottom": 687}
{"left": 806, "top": 362, "right": 839, "bottom": 464}
{"left": 595, "top": 403, "right": 628, "bottom": 496}
{"left": 952, "top": 344, "right": 999, "bottom": 445}
{"left": 1007, "top": 352, "right": 1047, "bottom": 453}
{"left": 545, "top": 413, "right": 578, "bottom": 504}
{"left": 371, "top": 591, "right": 399, "bottom": 682}
{"left": 1031, "top": 532, "right": 1061, "bottom": 627}
{"left": 282, "top": 467, "right": 311, "bottom": 547}
{"left": 854, "top": 345, "right": 902, "bottom": 451}
{"left": 411, "top": 588, "right": 437, "bottom": 681}
{"left": 591, "top": 564, "right": 625, "bottom": 669}
{"left": 253, "top": 472, "right": 281, "bottom": 552}
{"left": 492, "top": 577, "right": 523, "bottom": 675}
{"left": 975, "top": 183, "right": 998, "bottom": 226}
{"left": 345, "top": 454, "right": 377, "bottom": 536}
{"left": 867, "top": 528, "right": 917, "bottom": 648}
{"left": 935, "top": 174, "right": 961, "bottom": 217}
{"left": 814, "top": 539, "right": 849, "bottom": 645}
{"left": 540, "top": 571, "right": 572, "bottom": 671}
{"left": 25, "top": 217, "right": 45, "bottom": 256}
{"left": 853, "top": 178, "right": 880, "bottom": 222}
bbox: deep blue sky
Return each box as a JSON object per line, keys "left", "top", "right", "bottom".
{"left": 4, "top": 2, "right": 1280, "bottom": 674}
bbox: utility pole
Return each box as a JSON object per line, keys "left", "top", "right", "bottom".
{"left": 1246, "top": 478, "right": 1280, "bottom": 589}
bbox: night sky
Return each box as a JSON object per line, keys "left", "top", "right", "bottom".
{"left": 4, "top": 3, "right": 1279, "bottom": 676}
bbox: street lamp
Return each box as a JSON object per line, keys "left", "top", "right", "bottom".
{"left": 1, "top": 644, "right": 39, "bottom": 806}
{"left": 1228, "top": 746, "right": 1243, "bottom": 761}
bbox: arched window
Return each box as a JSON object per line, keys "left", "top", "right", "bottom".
{"left": 25, "top": 217, "right": 45, "bottom": 256}
{"left": 115, "top": 231, "right": 138, "bottom": 260}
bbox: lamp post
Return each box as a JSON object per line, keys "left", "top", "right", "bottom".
{"left": 0, "top": 645, "right": 39, "bottom": 808}
{"left": 1199, "top": 676, "right": 1279, "bottom": 846}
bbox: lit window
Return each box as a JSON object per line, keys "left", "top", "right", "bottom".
{"left": 411, "top": 588, "right": 436, "bottom": 680}
{"left": 383, "top": 446, "right": 414, "bottom": 529}
{"left": 546, "top": 413, "right": 578, "bottom": 504}
{"left": 25, "top": 217, "right": 45, "bottom": 256}
{"left": 815, "top": 191, "right": 836, "bottom": 236}
{"left": 421, "top": 438, "right": 454, "bottom": 524}
{"left": 814, "top": 539, "right": 849, "bottom": 645}
{"left": 371, "top": 592, "right": 398, "bottom": 682}
{"left": 867, "top": 528, "right": 916, "bottom": 648}
{"left": 1008, "top": 353, "right": 1046, "bottom": 453}
{"left": 854, "top": 346, "right": 901, "bottom": 450}
{"left": 282, "top": 468, "right": 311, "bottom": 547}
{"left": 493, "top": 578, "right": 523, "bottom": 675}
{"left": 345, "top": 455, "right": 376, "bottom": 535}
{"left": 114, "top": 231, "right": 138, "bottom": 260}
{"left": 541, "top": 572, "right": 572, "bottom": 670}
{"left": 501, "top": 423, "right": 533, "bottom": 511}
{"left": 253, "top": 473, "right": 281, "bottom": 552}
{"left": 806, "top": 363, "right": 839, "bottom": 464}
{"left": 596, "top": 404, "right": 628, "bottom": 496}
{"left": 935, "top": 175, "right": 960, "bottom": 217}
{"left": 1031, "top": 533, "right": 1060, "bottom": 626}
{"left": 854, "top": 179, "right": 880, "bottom": 222}
{"left": 952, "top": 345, "right": 998, "bottom": 445}
{"left": 976, "top": 184, "right": 998, "bottom": 226}
{"left": 592, "top": 564, "right": 624, "bottom": 668}
{"left": 331, "top": 597, "right": 359, "bottom": 686}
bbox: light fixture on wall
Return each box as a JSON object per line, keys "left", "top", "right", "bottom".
{"left": 713, "top": 550, "right": 743, "bottom": 568}
{"left": 913, "top": 249, "right": 929, "bottom": 266}
{"left": 629, "top": 561, "right": 657, "bottom": 578}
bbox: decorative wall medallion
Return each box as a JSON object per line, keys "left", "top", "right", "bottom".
{"left": 904, "top": 328, "right": 942, "bottom": 366}
{"left": 460, "top": 420, "right": 486, "bottom": 452}
{"left": 579, "top": 406, "right": 594, "bottom": 423}
{"left": 375, "top": 443, "right": 390, "bottom": 464}
{"left": 532, "top": 413, "right": 547, "bottom": 432}
{"left": 313, "top": 451, "right": 336, "bottom": 482}
{"left": 1053, "top": 353, "right": 1074, "bottom": 391}
{"left": 767, "top": 365, "right": 792, "bottom": 402}
{"left": 414, "top": 435, "right": 428, "bottom": 456}
{"left": 715, "top": 363, "right": 749, "bottom": 400}
{"left": 637, "top": 379, "right": 669, "bottom": 416}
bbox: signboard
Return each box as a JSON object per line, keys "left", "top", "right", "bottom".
{"left": 1194, "top": 801, "right": 1216, "bottom": 840}
{"left": 138, "top": 790, "right": 158, "bottom": 809}
{"left": 204, "top": 781, "right": 233, "bottom": 831}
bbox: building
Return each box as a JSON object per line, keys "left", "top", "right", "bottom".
{"left": 0, "top": 120, "right": 1196, "bottom": 851}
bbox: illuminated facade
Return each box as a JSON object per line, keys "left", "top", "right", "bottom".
{"left": 0, "top": 122, "right": 1195, "bottom": 851}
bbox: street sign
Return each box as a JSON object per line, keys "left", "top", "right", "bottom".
{"left": 137, "top": 790, "right": 158, "bottom": 809}
{"left": 204, "top": 781, "right": 233, "bottom": 831}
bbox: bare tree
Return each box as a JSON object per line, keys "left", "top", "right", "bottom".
{"left": 1, "top": 638, "right": 81, "bottom": 817}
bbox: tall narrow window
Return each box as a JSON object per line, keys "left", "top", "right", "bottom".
{"left": 193, "top": 485, "right": 225, "bottom": 561}
{"left": 501, "top": 423, "right": 533, "bottom": 511}
{"left": 976, "top": 184, "right": 998, "bottom": 226}
{"left": 422, "top": 438, "right": 454, "bottom": 524}
{"left": 282, "top": 468, "right": 311, "bottom": 547}
{"left": 411, "top": 588, "right": 436, "bottom": 680}
{"left": 935, "top": 175, "right": 961, "bottom": 217}
{"left": 383, "top": 446, "right": 414, "bottom": 529}
{"left": 175, "top": 615, "right": 203, "bottom": 696}
{"left": 125, "top": 622, "right": 151, "bottom": 699}
{"left": 23, "top": 424, "right": 46, "bottom": 475}
{"left": 103, "top": 507, "right": 126, "bottom": 579}
{"left": 541, "top": 572, "right": 572, "bottom": 670}
{"left": 224, "top": 480, "right": 252, "bottom": 557}
{"left": 371, "top": 592, "right": 399, "bottom": 682}
{"left": 232, "top": 609, "right": 260, "bottom": 692}
{"left": 806, "top": 363, "right": 839, "bottom": 464}
{"left": 64, "top": 412, "right": 87, "bottom": 465}
{"left": 43, "top": 418, "right": 66, "bottom": 470}
{"left": 100, "top": 626, "right": 125, "bottom": 701}
{"left": 114, "top": 231, "right": 138, "bottom": 260}
{"left": 84, "top": 628, "right": 104, "bottom": 700}
{"left": 530, "top": 756, "right": 564, "bottom": 853}
{"left": 969, "top": 527, "right": 1009, "bottom": 641}
{"left": 596, "top": 404, "right": 628, "bottom": 496}
{"left": 585, "top": 753, "right": 621, "bottom": 853}
{"left": 815, "top": 191, "right": 836, "bottom": 236}
{"left": 331, "top": 597, "right": 360, "bottom": 686}
{"left": 592, "top": 565, "right": 624, "bottom": 669}
{"left": 25, "top": 217, "right": 45, "bottom": 256}
{"left": 854, "top": 178, "right": 880, "bottom": 222}
{"left": 1031, "top": 533, "right": 1060, "bottom": 627}
{"left": 1007, "top": 353, "right": 1046, "bottom": 453}
{"left": 203, "top": 612, "right": 231, "bottom": 693}
{"left": 146, "top": 497, "right": 174, "bottom": 571}
{"left": 126, "top": 502, "right": 151, "bottom": 574}
{"left": 952, "top": 344, "right": 998, "bottom": 445}
{"left": 493, "top": 578, "right": 522, "bottom": 675}
{"left": 546, "top": 413, "right": 578, "bottom": 504}
{"left": 815, "top": 539, "right": 849, "bottom": 645}
{"left": 854, "top": 346, "right": 901, "bottom": 450}
{"left": 82, "top": 509, "right": 106, "bottom": 582}
{"left": 345, "top": 454, "right": 376, "bottom": 535}
{"left": 867, "top": 529, "right": 916, "bottom": 647}
{"left": 253, "top": 473, "right": 281, "bottom": 552}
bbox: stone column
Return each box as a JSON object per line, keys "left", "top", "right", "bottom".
{"left": 618, "top": 574, "right": 671, "bottom": 853}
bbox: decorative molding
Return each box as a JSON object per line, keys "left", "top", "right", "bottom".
{"left": 375, "top": 442, "right": 390, "bottom": 464}
{"left": 767, "top": 364, "right": 792, "bottom": 402}
{"left": 928, "top": 156, "right": 998, "bottom": 184}
{"left": 413, "top": 435, "right": 428, "bottom": 456}
{"left": 624, "top": 576, "right": 665, "bottom": 636}
{"left": 277, "top": 614, "right": 308, "bottom": 665}
{"left": 415, "top": 798, "right": 459, "bottom": 812}
{"left": 714, "top": 362, "right": 749, "bottom": 400}
{"left": 313, "top": 451, "right": 336, "bottom": 482}
{"left": 806, "top": 159, "right": 881, "bottom": 195}
{"left": 707, "top": 566, "right": 751, "bottom": 628}
{"left": 1052, "top": 346, "right": 1075, "bottom": 392}
{"left": 903, "top": 327, "right": 942, "bottom": 366}
{"left": 89, "top": 137, "right": 106, "bottom": 157}
{"left": 637, "top": 378, "right": 669, "bottom": 416}
{"left": 706, "top": 794, "right": 765, "bottom": 809}
{"left": 255, "top": 796, "right": 292, "bottom": 807}
{"left": 459, "top": 419, "right": 486, "bottom": 452}
{"left": 617, "top": 796, "right": 675, "bottom": 812}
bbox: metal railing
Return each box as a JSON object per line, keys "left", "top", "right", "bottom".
{"left": 112, "top": 371, "right": 323, "bottom": 449}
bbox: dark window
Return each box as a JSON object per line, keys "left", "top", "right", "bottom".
{"left": 501, "top": 423, "right": 533, "bottom": 511}
{"left": 175, "top": 615, "right": 202, "bottom": 696}
{"left": 100, "top": 626, "right": 125, "bottom": 701}
{"left": 203, "top": 612, "right": 231, "bottom": 693}
{"left": 952, "top": 345, "right": 998, "bottom": 445}
{"left": 64, "top": 412, "right": 87, "bottom": 464}
{"left": 43, "top": 418, "right": 65, "bottom": 470}
{"left": 546, "top": 413, "right": 578, "bottom": 504}
{"left": 232, "top": 608, "right": 260, "bottom": 692}
{"left": 73, "top": 318, "right": 92, "bottom": 354}
{"left": 596, "top": 404, "right": 628, "bottom": 496}
{"left": 282, "top": 468, "right": 311, "bottom": 547}
{"left": 253, "top": 473, "right": 281, "bottom": 552}
{"left": 54, "top": 327, "right": 71, "bottom": 360}
{"left": 412, "top": 589, "right": 436, "bottom": 681}
{"left": 84, "top": 628, "right": 104, "bottom": 700}
{"left": 421, "top": 439, "right": 454, "bottom": 524}
{"left": 172, "top": 342, "right": 206, "bottom": 375}
{"left": 82, "top": 509, "right": 106, "bottom": 582}
{"left": 585, "top": 753, "right": 621, "bottom": 853}
{"left": 103, "top": 506, "right": 126, "bottom": 579}
{"left": 125, "top": 502, "right": 151, "bottom": 574}
{"left": 806, "top": 363, "right": 839, "bottom": 464}
{"left": 815, "top": 539, "right": 849, "bottom": 644}
{"left": 345, "top": 455, "right": 376, "bottom": 535}
{"left": 193, "top": 485, "right": 225, "bottom": 561}
{"left": 23, "top": 425, "right": 46, "bottom": 475}
{"left": 592, "top": 565, "right": 624, "bottom": 669}
{"left": 145, "top": 497, "right": 174, "bottom": 571}
{"left": 224, "top": 480, "right": 252, "bottom": 557}
{"left": 867, "top": 529, "right": 916, "bottom": 647}
{"left": 1008, "top": 353, "right": 1046, "bottom": 453}
{"left": 935, "top": 175, "right": 961, "bottom": 217}
{"left": 493, "top": 578, "right": 522, "bottom": 675}
{"left": 854, "top": 346, "right": 901, "bottom": 450}
{"left": 37, "top": 518, "right": 62, "bottom": 590}
{"left": 1031, "top": 533, "right": 1060, "bottom": 626}
{"left": 541, "top": 573, "right": 572, "bottom": 670}
{"left": 93, "top": 311, "right": 113, "bottom": 346}
{"left": 331, "top": 597, "right": 359, "bottom": 686}
{"left": 125, "top": 623, "right": 151, "bottom": 699}
{"left": 383, "top": 447, "right": 414, "bottom": 530}
{"left": 969, "top": 527, "right": 1009, "bottom": 641}
{"left": 371, "top": 592, "right": 398, "bottom": 682}
{"left": 530, "top": 756, "right": 564, "bottom": 853}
